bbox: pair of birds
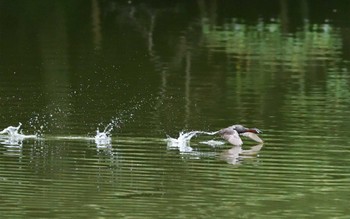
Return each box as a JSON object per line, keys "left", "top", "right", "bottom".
{"left": 218, "top": 124, "right": 263, "bottom": 146}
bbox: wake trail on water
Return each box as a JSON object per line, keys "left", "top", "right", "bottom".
{"left": 1, "top": 123, "right": 223, "bottom": 148}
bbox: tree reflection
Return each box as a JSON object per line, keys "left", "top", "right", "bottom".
{"left": 0, "top": 0, "right": 349, "bottom": 136}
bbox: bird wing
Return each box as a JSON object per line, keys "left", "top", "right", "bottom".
{"left": 222, "top": 130, "right": 243, "bottom": 146}
{"left": 241, "top": 132, "right": 263, "bottom": 143}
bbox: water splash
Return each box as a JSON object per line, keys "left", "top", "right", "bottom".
{"left": 28, "top": 114, "right": 48, "bottom": 136}
{"left": 0, "top": 123, "right": 22, "bottom": 135}
{"left": 0, "top": 123, "right": 37, "bottom": 139}
{"left": 166, "top": 130, "right": 218, "bottom": 152}
{"left": 94, "top": 122, "right": 115, "bottom": 146}
{"left": 28, "top": 107, "right": 71, "bottom": 136}
{"left": 0, "top": 123, "right": 37, "bottom": 148}
{"left": 94, "top": 130, "right": 112, "bottom": 146}
{"left": 166, "top": 132, "right": 195, "bottom": 152}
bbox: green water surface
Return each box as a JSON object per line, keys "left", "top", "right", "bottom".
{"left": 1, "top": 1, "right": 350, "bottom": 218}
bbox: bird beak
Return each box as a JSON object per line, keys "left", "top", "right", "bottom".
{"left": 254, "top": 128, "right": 262, "bottom": 134}
{"left": 247, "top": 128, "right": 262, "bottom": 134}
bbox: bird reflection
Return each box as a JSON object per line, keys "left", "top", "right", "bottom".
{"left": 220, "top": 144, "right": 263, "bottom": 165}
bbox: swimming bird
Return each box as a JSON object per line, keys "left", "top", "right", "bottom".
{"left": 218, "top": 125, "right": 263, "bottom": 146}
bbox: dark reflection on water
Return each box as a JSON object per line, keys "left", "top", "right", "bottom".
{"left": 1, "top": 0, "right": 350, "bottom": 218}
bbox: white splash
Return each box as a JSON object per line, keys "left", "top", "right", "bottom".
{"left": 167, "top": 132, "right": 195, "bottom": 152}
{"left": 166, "top": 130, "right": 218, "bottom": 152}
{"left": 0, "top": 123, "right": 37, "bottom": 148}
{"left": 94, "top": 123, "right": 113, "bottom": 146}
{"left": 0, "top": 123, "right": 37, "bottom": 139}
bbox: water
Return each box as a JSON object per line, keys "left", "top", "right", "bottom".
{"left": 0, "top": 123, "right": 37, "bottom": 146}
{"left": 1, "top": 0, "right": 350, "bottom": 218}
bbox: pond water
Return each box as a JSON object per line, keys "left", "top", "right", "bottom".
{"left": 1, "top": 1, "right": 350, "bottom": 218}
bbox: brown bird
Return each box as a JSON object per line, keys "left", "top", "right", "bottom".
{"left": 218, "top": 125, "right": 263, "bottom": 146}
